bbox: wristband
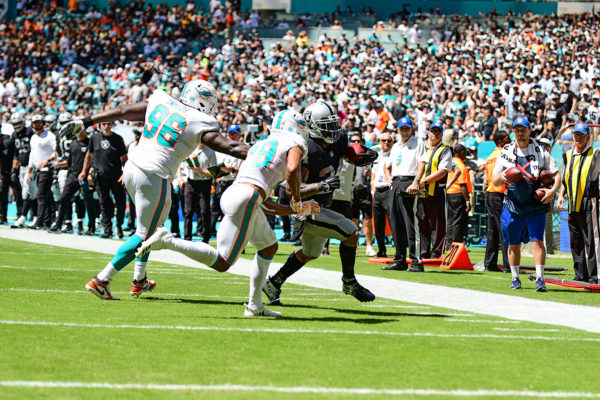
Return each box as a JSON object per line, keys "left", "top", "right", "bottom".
{"left": 82, "top": 116, "right": 93, "bottom": 129}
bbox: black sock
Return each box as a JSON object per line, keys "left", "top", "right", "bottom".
{"left": 339, "top": 243, "right": 357, "bottom": 281}
{"left": 22, "top": 199, "right": 31, "bottom": 217}
{"left": 273, "top": 252, "right": 305, "bottom": 288}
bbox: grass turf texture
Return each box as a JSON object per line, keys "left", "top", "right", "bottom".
{"left": 1, "top": 237, "right": 600, "bottom": 399}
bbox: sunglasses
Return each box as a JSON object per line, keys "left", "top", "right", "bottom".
{"left": 349, "top": 139, "right": 361, "bottom": 143}
{"left": 380, "top": 139, "right": 392, "bottom": 143}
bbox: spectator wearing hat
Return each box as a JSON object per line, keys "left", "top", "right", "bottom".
{"left": 371, "top": 132, "right": 394, "bottom": 258}
{"left": 415, "top": 120, "right": 453, "bottom": 260}
{"left": 483, "top": 131, "right": 512, "bottom": 272}
{"left": 382, "top": 117, "right": 425, "bottom": 271}
{"left": 27, "top": 115, "right": 56, "bottom": 229}
{"left": 480, "top": 107, "right": 498, "bottom": 141}
{"left": 557, "top": 122, "right": 600, "bottom": 284}
{"left": 492, "top": 117, "right": 560, "bottom": 291}
{"left": 445, "top": 144, "right": 472, "bottom": 248}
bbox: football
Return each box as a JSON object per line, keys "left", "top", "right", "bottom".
{"left": 539, "top": 170, "right": 555, "bottom": 187}
{"left": 533, "top": 188, "right": 546, "bottom": 202}
{"left": 504, "top": 166, "right": 523, "bottom": 184}
{"left": 345, "top": 142, "right": 365, "bottom": 164}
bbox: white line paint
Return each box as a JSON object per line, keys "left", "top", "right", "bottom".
{"left": 1, "top": 320, "right": 597, "bottom": 342}
{"left": 2, "top": 227, "right": 600, "bottom": 333}
{"left": 1, "top": 380, "right": 599, "bottom": 397}
{"left": 364, "top": 304, "right": 432, "bottom": 309}
{"left": 445, "top": 319, "right": 521, "bottom": 324}
{"left": 493, "top": 328, "right": 562, "bottom": 332}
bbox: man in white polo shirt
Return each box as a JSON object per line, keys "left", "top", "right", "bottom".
{"left": 383, "top": 117, "right": 426, "bottom": 271}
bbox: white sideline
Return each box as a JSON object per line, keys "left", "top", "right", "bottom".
{"left": 1, "top": 320, "right": 599, "bottom": 342}
{"left": 2, "top": 227, "right": 600, "bottom": 333}
{"left": 1, "top": 380, "right": 600, "bottom": 397}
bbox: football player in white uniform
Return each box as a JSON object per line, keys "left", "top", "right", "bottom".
{"left": 59, "top": 80, "right": 249, "bottom": 300}
{"left": 136, "top": 110, "right": 319, "bottom": 316}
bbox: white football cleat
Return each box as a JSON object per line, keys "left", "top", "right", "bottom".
{"left": 136, "top": 227, "right": 171, "bottom": 258}
{"left": 244, "top": 303, "right": 282, "bottom": 317}
{"left": 366, "top": 245, "right": 377, "bottom": 257}
{"left": 11, "top": 215, "right": 26, "bottom": 228}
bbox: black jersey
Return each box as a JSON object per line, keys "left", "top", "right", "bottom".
{"left": 68, "top": 137, "right": 90, "bottom": 176}
{"left": 12, "top": 127, "right": 34, "bottom": 167}
{"left": 0, "top": 133, "right": 14, "bottom": 174}
{"left": 57, "top": 134, "right": 73, "bottom": 165}
{"left": 303, "top": 132, "right": 348, "bottom": 207}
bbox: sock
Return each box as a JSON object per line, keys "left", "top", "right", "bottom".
{"left": 275, "top": 252, "right": 305, "bottom": 288}
{"left": 163, "top": 235, "right": 218, "bottom": 267}
{"left": 535, "top": 265, "right": 544, "bottom": 280}
{"left": 249, "top": 252, "right": 273, "bottom": 307}
{"left": 97, "top": 263, "right": 118, "bottom": 282}
{"left": 22, "top": 199, "right": 31, "bottom": 217}
{"left": 133, "top": 260, "right": 148, "bottom": 281}
{"left": 510, "top": 265, "right": 520, "bottom": 279}
{"left": 339, "top": 243, "right": 357, "bottom": 281}
{"left": 110, "top": 235, "right": 143, "bottom": 270}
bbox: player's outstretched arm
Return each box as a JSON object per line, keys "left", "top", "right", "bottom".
{"left": 201, "top": 130, "right": 250, "bottom": 160}
{"left": 286, "top": 146, "right": 303, "bottom": 202}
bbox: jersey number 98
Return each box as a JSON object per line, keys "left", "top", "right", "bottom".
{"left": 144, "top": 105, "right": 187, "bottom": 149}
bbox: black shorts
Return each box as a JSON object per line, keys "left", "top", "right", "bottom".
{"left": 351, "top": 189, "right": 373, "bottom": 219}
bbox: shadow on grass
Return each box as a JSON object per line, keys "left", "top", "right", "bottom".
{"left": 140, "top": 296, "right": 450, "bottom": 323}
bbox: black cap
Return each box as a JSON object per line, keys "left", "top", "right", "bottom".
{"left": 454, "top": 144, "right": 467, "bottom": 153}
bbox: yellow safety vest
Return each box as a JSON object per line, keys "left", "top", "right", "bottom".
{"left": 563, "top": 146, "right": 599, "bottom": 213}
{"left": 425, "top": 143, "right": 450, "bottom": 196}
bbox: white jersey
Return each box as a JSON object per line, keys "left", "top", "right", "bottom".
{"left": 129, "top": 90, "right": 219, "bottom": 179}
{"left": 235, "top": 132, "right": 307, "bottom": 195}
{"left": 588, "top": 105, "right": 599, "bottom": 124}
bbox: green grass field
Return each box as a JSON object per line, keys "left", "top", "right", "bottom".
{"left": 2, "top": 236, "right": 600, "bottom": 399}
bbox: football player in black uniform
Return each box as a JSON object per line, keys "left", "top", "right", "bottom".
{"left": 263, "top": 100, "right": 378, "bottom": 304}
{"left": 11, "top": 113, "right": 36, "bottom": 228}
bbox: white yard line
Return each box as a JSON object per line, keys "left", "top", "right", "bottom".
{"left": 2, "top": 227, "right": 600, "bottom": 333}
{"left": 0, "top": 320, "right": 597, "bottom": 342}
{"left": 0, "top": 381, "right": 599, "bottom": 397}
{"left": 493, "top": 328, "right": 563, "bottom": 332}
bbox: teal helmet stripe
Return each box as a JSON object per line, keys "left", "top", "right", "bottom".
{"left": 275, "top": 110, "right": 289, "bottom": 130}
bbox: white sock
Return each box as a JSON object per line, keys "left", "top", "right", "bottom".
{"left": 248, "top": 253, "right": 271, "bottom": 307}
{"left": 510, "top": 265, "right": 520, "bottom": 279}
{"left": 164, "top": 236, "right": 219, "bottom": 267}
{"left": 133, "top": 261, "right": 147, "bottom": 281}
{"left": 97, "top": 263, "right": 118, "bottom": 282}
{"left": 535, "top": 265, "right": 544, "bottom": 280}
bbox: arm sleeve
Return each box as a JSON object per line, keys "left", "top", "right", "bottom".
{"left": 438, "top": 148, "right": 453, "bottom": 171}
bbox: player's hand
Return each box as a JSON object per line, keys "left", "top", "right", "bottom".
{"left": 540, "top": 189, "right": 556, "bottom": 205}
{"left": 10, "top": 168, "right": 18, "bottom": 183}
{"left": 118, "top": 175, "right": 124, "bottom": 185}
{"left": 465, "top": 200, "right": 471, "bottom": 213}
{"left": 293, "top": 200, "right": 320, "bottom": 216}
{"left": 39, "top": 160, "right": 48, "bottom": 169}
{"left": 556, "top": 196, "right": 565, "bottom": 210}
{"left": 59, "top": 120, "right": 85, "bottom": 140}
{"left": 78, "top": 171, "right": 86, "bottom": 181}
{"left": 406, "top": 181, "right": 419, "bottom": 195}
{"left": 318, "top": 175, "right": 340, "bottom": 192}
{"left": 290, "top": 199, "right": 303, "bottom": 213}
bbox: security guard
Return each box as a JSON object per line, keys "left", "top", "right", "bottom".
{"left": 383, "top": 117, "right": 425, "bottom": 271}
{"left": 446, "top": 144, "right": 472, "bottom": 247}
{"left": 557, "top": 122, "right": 600, "bottom": 284}
{"left": 415, "top": 120, "right": 453, "bottom": 259}
{"left": 483, "top": 131, "right": 511, "bottom": 272}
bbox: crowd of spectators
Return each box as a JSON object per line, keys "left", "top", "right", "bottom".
{"left": 3, "top": 1, "right": 600, "bottom": 243}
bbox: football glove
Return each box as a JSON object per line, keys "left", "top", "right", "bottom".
{"left": 318, "top": 175, "right": 340, "bottom": 193}
{"left": 291, "top": 200, "right": 320, "bottom": 216}
{"left": 353, "top": 147, "right": 378, "bottom": 167}
{"left": 10, "top": 168, "right": 18, "bottom": 183}
{"left": 59, "top": 120, "right": 85, "bottom": 140}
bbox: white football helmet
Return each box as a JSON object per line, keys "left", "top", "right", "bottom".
{"left": 270, "top": 109, "right": 309, "bottom": 142}
{"left": 57, "top": 111, "right": 73, "bottom": 127}
{"left": 303, "top": 100, "right": 341, "bottom": 144}
{"left": 10, "top": 112, "right": 24, "bottom": 130}
{"left": 179, "top": 79, "right": 218, "bottom": 116}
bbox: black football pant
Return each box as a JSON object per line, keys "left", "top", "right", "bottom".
{"left": 417, "top": 194, "right": 446, "bottom": 259}
{"left": 97, "top": 175, "right": 125, "bottom": 234}
{"left": 446, "top": 193, "right": 468, "bottom": 249}
{"left": 35, "top": 170, "right": 54, "bottom": 228}
{"left": 169, "top": 187, "right": 183, "bottom": 235}
{"left": 568, "top": 197, "right": 599, "bottom": 283}
{"left": 184, "top": 179, "right": 212, "bottom": 241}
{"left": 388, "top": 179, "right": 419, "bottom": 263}
{"left": 373, "top": 187, "right": 390, "bottom": 255}
{"left": 484, "top": 192, "right": 509, "bottom": 270}
{"left": 55, "top": 173, "right": 91, "bottom": 227}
